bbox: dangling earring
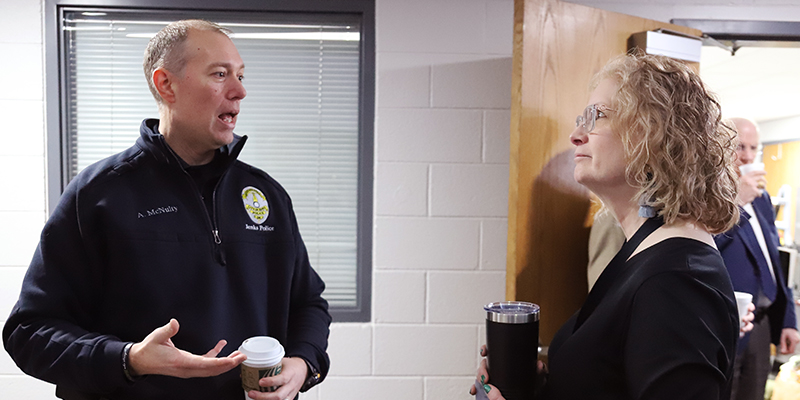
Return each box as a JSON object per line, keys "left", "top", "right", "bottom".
{"left": 638, "top": 170, "right": 656, "bottom": 218}
{"left": 638, "top": 193, "right": 656, "bottom": 218}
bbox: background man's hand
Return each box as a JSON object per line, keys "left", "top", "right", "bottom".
{"left": 740, "top": 302, "right": 755, "bottom": 337}
{"left": 247, "top": 357, "right": 307, "bottom": 399}
{"left": 780, "top": 328, "right": 800, "bottom": 354}
{"left": 738, "top": 170, "right": 767, "bottom": 205}
{"left": 128, "top": 319, "right": 246, "bottom": 378}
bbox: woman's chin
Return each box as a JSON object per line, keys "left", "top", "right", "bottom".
{"left": 573, "top": 173, "right": 595, "bottom": 189}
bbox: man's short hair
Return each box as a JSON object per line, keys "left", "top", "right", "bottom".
{"left": 143, "top": 19, "right": 232, "bottom": 105}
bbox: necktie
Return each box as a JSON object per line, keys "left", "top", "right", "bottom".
{"left": 741, "top": 208, "right": 777, "bottom": 302}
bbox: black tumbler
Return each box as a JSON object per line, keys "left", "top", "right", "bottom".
{"left": 484, "top": 301, "right": 540, "bottom": 400}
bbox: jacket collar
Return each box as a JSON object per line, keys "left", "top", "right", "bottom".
{"left": 136, "top": 118, "right": 247, "bottom": 167}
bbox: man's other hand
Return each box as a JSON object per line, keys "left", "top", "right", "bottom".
{"left": 247, "top": 357, "right": 307, "bottom": 399}
{"left": 780, "top": 328, "right": 800, "bottom": 355}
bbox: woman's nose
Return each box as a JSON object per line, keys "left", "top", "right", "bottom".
{"left": 570, "top": 126, "right": 587, "bottom": 146}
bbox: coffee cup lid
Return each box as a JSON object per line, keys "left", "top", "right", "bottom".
{"left": 739, "top": 162, "right": 764, "bottom": 175}
{"left": 239, "top": 336, "right": 285, "bottom": 366}
{"left": 484, "top": 301, "right": 539, "bottom": 324}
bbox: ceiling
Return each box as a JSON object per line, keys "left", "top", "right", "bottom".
{"left": 699, "top": 45, "right": 800, "bottom": 124}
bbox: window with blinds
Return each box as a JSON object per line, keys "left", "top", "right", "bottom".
{"left": 60, "top": 10, "right": 370, "bottom": 319}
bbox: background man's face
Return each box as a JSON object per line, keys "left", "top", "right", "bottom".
{"left": 734, "top": 120, "right": 760, "bottom": 169}
{"left": 169, "top": 29, "right": 246, "bottom": 151}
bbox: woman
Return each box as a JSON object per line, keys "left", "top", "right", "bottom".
{"left": 475, "top": 53, "right": 745, "bottom": 399}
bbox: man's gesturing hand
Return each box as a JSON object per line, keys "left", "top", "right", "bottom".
{"left": 128, "top": 319, "right": 247, "bottom": 378}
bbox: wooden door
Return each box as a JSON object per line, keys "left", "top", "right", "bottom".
{"left": 508, "top": 0, "right": 702, "bottom": 344}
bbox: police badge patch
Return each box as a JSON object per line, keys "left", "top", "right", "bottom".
{"left": 241, "top": 186, "right": 269, "bottom": 224}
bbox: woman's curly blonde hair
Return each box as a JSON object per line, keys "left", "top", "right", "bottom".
{"left": 592, "top": 52, "right": 739, "bottom": 234}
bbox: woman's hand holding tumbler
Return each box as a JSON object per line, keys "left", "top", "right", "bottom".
{"left": 469, "top": 344, "right": 548, "bottom": 399}
{"left": 470, "top": 345, "right": 506, "bottom": 400}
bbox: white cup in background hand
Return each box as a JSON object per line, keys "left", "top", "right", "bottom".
{"left": 739, "top": 162, "right": 765, "bottom": 176}
{"left": 734, "top": 291, "right": 753, "bottom": 329}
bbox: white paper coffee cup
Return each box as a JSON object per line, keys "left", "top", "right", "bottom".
{"left": 734, "top": 291, "right": 753, "bottom": 328}
{"left": 239, "top": 336, "right": 285, "bottom": 398}
{"left": 739, "top": 162, "right": 765, "bottom": 176}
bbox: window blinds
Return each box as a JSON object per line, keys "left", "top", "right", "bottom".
{"left": 63, "top": 12, "right": 361, "bottom": 308}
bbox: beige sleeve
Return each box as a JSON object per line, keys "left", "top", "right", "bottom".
{"left": 587, "top": 211, "right": 626, "bottom": 291}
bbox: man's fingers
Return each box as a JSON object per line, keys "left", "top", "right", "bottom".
{"left": 258, "top": 362, "right": 294, "bottom": 388}
{"left": 259, "top": 372, "right": 288, "bottom": 389}
{"left": 252, "top": 358, "right": 305, "bottom": 399}
{"left": 180, "top": 354, "right": 244, "bottom": 377}
{"left": 267, "top": 380, "right": 297, "bottom": 400}
{"left": 204, "top": 340, "right": 228, "bottom": 357}
{"left": 148, "top": 319, "right": 180, "bottom": 344}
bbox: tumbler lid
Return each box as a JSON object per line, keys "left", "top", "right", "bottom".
{"left": 484, "top": 301, "right": 540, "bottom": 324}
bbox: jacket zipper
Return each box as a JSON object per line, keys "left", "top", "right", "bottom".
{"left": 156, "top": 134, "right": 246, "bottom": 266}
{"left": 161, "top": 137, "right": 227, "bottom": 264}
{"left": 189, "top": 173, "right": 225, "bottom": 264}
{"left": 208, "top": 169, "right": 229, "bottom": 266}
{"left": 211, "top": 178, "right": 224, "bottom": 245}
{"left": 213, "top": 229, "right": 222, "bottom": 245}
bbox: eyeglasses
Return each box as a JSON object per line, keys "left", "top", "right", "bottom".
{"left": 575, "top": 104, "right": 613, "bottom": 134}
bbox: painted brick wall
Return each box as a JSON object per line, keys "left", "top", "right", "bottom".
{"left": 313, "top": 1, "right": 512, "bottom": 398}
{"left": 2, "top": 0, "right": 800, "bottom": 398}
{"left": 0, "top": 0, "right": 57, "bottom": 396}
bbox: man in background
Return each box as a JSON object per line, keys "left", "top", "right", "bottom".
{"left": 3, "top": 20, "right": 330, "bottom": 400}
{"left": 716, "top": 117, "right": 799, "bottom": 400}
{"left": 586, "top": 209, "right": 624, "bottom": 290}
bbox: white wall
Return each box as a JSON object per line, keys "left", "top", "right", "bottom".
{"left": 312, "top": 0, "right": 513, "bottom": 398}
{"left": 3, "top": 0, "right": 800, "bottom": 399}
{"left": 761, "top": 116, "right": 800, "bottom": 144}
{"left": 0, "top": 0, "right": 57, "bottom": 396}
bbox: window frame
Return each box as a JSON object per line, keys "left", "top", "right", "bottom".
{"left": 44, "top": 0, "right": 375, "bottom": 322}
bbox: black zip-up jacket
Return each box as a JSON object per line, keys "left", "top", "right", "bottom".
{"left": 3, "top": 119, "right": 331, "bottom": 399}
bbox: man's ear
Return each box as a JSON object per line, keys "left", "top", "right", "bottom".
{"left": 153, "top": 68, "right": 177, "bottom": 104}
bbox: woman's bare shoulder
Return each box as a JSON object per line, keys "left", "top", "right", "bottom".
{"left": 630, "top": 221, "right": 716, "bottom": 260}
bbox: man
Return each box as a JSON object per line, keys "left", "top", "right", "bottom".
{"left": 3, "top": 20, "right": 330, "bottom": 400}
{"left": 716, "top": 117, "right": 799, "bottom": 400}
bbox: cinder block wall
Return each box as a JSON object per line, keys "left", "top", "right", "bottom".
{"left": 3, "top": 0, "right": 800, "bottom": 398}
{"left": 0, "top": 0, "right": 54, "bottom": 396}
{"left": 315, "top": 1, "right": 512, "bottom": 398}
